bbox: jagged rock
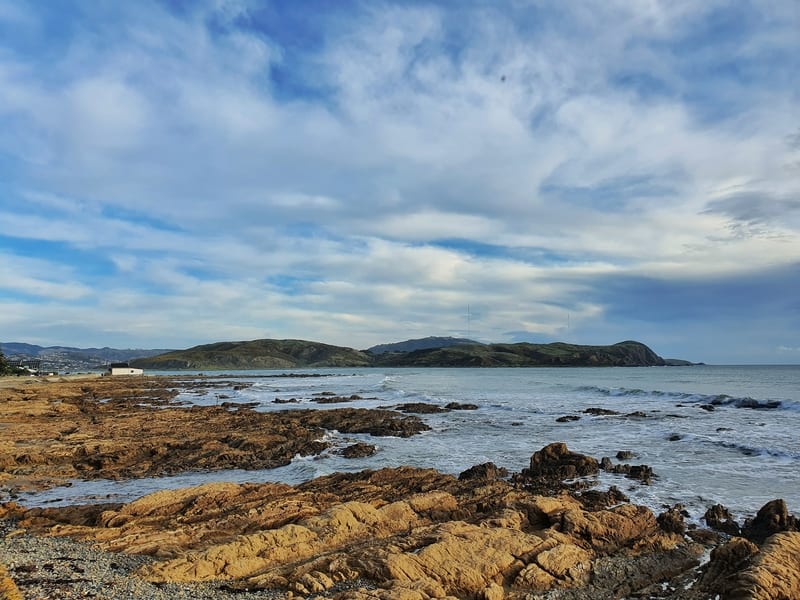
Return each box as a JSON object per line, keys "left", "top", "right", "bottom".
{"left": 458, "top": 463, "right": 508, "bottom": 481}
{"left": 704, "top": 503, "right": 741, "bottom": 536}
{"left": 0, "top": 377, "right": 429, "bottom": 493}
{"left": 742, "top": 499, "right": 799, "bottom": 544}
{"left": 339, "top": 443, "right": 377, "bottom": 458}
{"left": 600, "top": 459, "right": 656, "bottom": 484}
{"left": 523, "top": 443, "right": 600, "bottom": 481}
{"left": 615, "top": 450, "right": 635, "bottom": 460}
{"left": 391, "top": 403, "right": 449, "bottom": 414}
{"left": 576, "top": 486, "right": 629, "bottom": 511}
{"left": 556, "top": 415, "right": 580, "bottom": 423}
{"left": 696, "top": 536, "right": 760, "bottom": 595}
{"left": 723, "top": 532, "right": 800, "bottom": 599}
{"left": 11, "top": 465, "right": 693, "bottom": 599}
{"left": 444, "top": 402, "right": 479, "bottom": 410}
{"left": 657, "top": 505, "right": 688, "bottom": 535}
{"left": 584, "top": 408, "right": 619, "bottom": 416}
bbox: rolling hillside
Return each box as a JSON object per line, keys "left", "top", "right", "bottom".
{"left": 131, "top": 339, "right": 373, "bottom": 370}
{"left": 132, "top": 339, "right": 666, "bottom": 369}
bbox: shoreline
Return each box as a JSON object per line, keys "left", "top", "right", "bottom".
{"left": 1, "top": 375, "right": 798, "bottom": 599}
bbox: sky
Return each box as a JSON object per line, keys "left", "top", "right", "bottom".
{"left": 0, "top": 1, "right": 798, "bottom": 364}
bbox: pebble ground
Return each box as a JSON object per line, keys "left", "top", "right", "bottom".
{"left": 0, "top": 520, "right": 289, "bottom": 600}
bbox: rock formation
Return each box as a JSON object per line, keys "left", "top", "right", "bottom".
{"left": 1, "top": 377, "right": 799, "bottom": 599}
{"left": 0, "top": 377, "right": 427, "bottom": 494}
{"left": 7, "top": 446, "right": 702, "bottom": 599}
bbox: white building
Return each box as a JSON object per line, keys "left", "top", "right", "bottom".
{"left": 106, "top": 362, "right": 144, "bottom": 376}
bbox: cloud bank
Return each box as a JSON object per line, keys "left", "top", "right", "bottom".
{"left": 0, "top": 0, "right": 798, "bottom": 363}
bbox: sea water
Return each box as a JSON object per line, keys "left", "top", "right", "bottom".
{"left": 23, "top": 365, "right": 800, "bottom": 524}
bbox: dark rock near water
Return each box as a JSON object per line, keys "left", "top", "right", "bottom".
{"left": 601, "top": 458, "right": 656, "bottom": 484}
{"left": 556, "top": 415, "right": 581, "bottom": 423}
{"left": 668, "top": 434, "right": 683, "bottom": 441}
{"left": 391, "top": 402, "right": 449, "bottom": 414}
{"left": 288, "top": 408, "right": 431, "bottom": 438}
{"left": 312, "top": 394, "right": 361, "bottom": 404}
{"left": 584, "top": 407, "right": 619, "bottom": 416}
{"left": 577, "top": 485, "right": 629, "bottom": 510}
{"left": 704, "top": 504, "right": 741, "bottom": 536}
{"left": 658, "top": 505, "right": 688, "bottom": 534}
{"left": 458, "top": 462, "right": 508, "bottom": 481}
{"left": 444, "top": 402, "right": 478, "bottom": 410}
{"left": 616, "top": 450, "right": 635, "bottom": 460}
{"left": 741, "top": 498, "right": 799, "bottom": 543}
{"left": 337, "top": 443, "right": 377, "bottom": 459}
{"left": 524, "top": 442, "right": 600, "bottom": 480}
{"left": 625, "top": 411, "right": 648, "bottom": 418}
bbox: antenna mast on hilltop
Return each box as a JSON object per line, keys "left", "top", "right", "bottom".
{"left": 466, "top": 305, "right": 471, "bottom": 339}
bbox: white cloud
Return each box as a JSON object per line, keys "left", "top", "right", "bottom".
{"left": 0, "top": 0, "right": 798, "bottom": 361}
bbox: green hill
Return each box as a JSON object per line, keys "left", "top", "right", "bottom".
{"left": 131, "top": 338, "right": 666, "bottom": 370}
{"left": 130, "top": 339, "right": 373, "bottom": 370}
{"left": 367, "top": 336, "right": 482, "bottom": 354}
{"left": 373, "top": 340, "right": 665, "bottom": 367}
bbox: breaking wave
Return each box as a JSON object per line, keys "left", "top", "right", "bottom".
{"left": 575, "top": 385, "right": 793, "bottom": 411}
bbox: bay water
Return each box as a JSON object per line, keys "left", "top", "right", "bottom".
{"left": 24, "top": 365, "right": 799, "bottom": 525}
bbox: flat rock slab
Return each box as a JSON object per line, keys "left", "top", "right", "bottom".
{"left": 0, "top": 376, "right": 427, "bottom": 494}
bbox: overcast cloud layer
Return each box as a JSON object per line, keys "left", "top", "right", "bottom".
{"left": 1, "top": 0, "right": 798, "bottom": 363}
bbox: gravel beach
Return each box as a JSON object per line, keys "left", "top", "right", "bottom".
{"left": 0, "top": 519, "right": 288, "bottom": 600}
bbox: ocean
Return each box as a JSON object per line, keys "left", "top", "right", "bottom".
{"left": 23, "top": 365, "right": 800, "bottom": 525}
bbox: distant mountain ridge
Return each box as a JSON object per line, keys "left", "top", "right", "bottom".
{"left": 1, "top": 343, "right": 174, "bottom": 364}
{"left": 367, "top": 336, "right": 482, "bottom": 355}
{"left": 131, "top": 338, "right": 669, "bottom": 369}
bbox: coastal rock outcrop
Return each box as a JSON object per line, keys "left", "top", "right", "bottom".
{"left": 518, "top": 442, "right": 600, "bottom": 483}
{"left": 0, "top": 377, "right": 428, "bottom": 494}
{"left": 12, "top": 451, "right": 694, "bottom": 599}
{"left": 3, "top": 378, "right": 799, "bottom": 600}
{"left": 741, "top": 499, "right": 799, "bottom": 543}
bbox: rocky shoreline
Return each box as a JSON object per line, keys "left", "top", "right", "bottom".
{"left": 1, "top": 376, "right": 799, "bottom": 599}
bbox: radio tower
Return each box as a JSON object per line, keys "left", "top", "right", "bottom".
{"left": 466, "top": 305, "right": 471, "bottom": 339}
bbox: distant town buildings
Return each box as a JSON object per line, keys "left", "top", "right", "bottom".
{"left": 6, "top": 358, "right": 41, "bottom": 374}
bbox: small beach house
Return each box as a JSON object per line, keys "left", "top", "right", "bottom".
{"left": 106, "top": 362, "right": 144, "bottom": 376}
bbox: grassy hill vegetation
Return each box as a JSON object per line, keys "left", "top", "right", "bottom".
{"left": 131, "top": 339, "right": 666, "bottom": 370}
{"left": 131, "top": 339, "right": 373, "bottom": 370}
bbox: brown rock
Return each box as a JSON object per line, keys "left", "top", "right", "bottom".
{"left": 444, "top": 402, "right": 478, "bottom": 410}
{"left": 458, "top": 463, "right": 508, "bottom": 482}
{"left": 391, "top": 403, "right": 449, "bottom": 414}
{"left": 657, "top": 505, "right": 688, "bottom": 535}
{"left": 0, "top": 377, "right": 429, "bottom": 493}
{"left": 742, "top": 499, "right": 799, "bottom": 544}
{"left": 696, "top": 536, "right": 759, "bottom": 595}
{"left": 11, "top": 463, "right": 701, "bottom": 599}
{"left": 556, "top": 415, "right": 580, "bottom": 423}
{"left": 524, "top": 443, "right": 600, "bottom": 480}
{"left": 724, "top": 532, "right": 800, "bottom": 600}
{"left": 338, "top": 443, "right": 377, "bottom": 459}
{"left": 704, "top": 503, "right": 741, "bottom": 536}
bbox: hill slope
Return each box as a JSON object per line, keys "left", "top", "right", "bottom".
{"left": 130, "top": 339, "right": 373, "bottom": 370}
{"left": 373, "top": 340, "right": 665, "bottom": 367}
{"left": 367, "top": 336, "right": 482, "bottom": 355}
{"left": 132, "top": 339, "right": 665, "bottom": 369}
